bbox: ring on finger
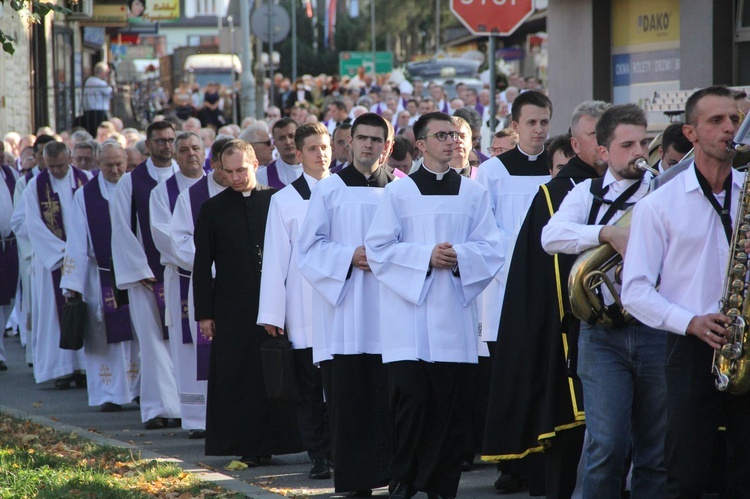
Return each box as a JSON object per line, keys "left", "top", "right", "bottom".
{"left": 706, "top": 331, "right": 711, "bottom": 337}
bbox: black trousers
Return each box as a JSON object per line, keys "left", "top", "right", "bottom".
{"left": 81, "top": 110, "right": 108, "bottom": 137}
{"left": 665, "top": 333, "right": 750, "bottom": 498}
{"left": 293, "top": 348, "right": 330, "bottom": 459}
{"left": 389, "top": 360, "right": 473, "bottom": 497}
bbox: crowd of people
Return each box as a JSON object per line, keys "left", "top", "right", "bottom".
{"left": 2, "top": 72, "right": 750, "bottom": 499}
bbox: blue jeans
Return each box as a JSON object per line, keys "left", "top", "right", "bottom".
{"left": 578, "top": 321, "right": 668, "bottom": 498}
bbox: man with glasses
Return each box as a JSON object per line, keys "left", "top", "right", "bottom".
{"left": 111, "top": 121, "right": 181, "bottom": 430}
{"left": 239, "top": 124, "right": 275, "bottom": 167}
{"left": 329, "top": 123, "right": 351, "bottom": 173}
{"left": 72, "top": 140, "right": 100, "bottom": 172}
{"left": 365, "top": 112, "right": 502, "bottom": 499}
{"left": 298, "top": 113, "right": 395, "bottom": 496}
{"left": 257, "top": 118, "right": 301, "bottom": 189}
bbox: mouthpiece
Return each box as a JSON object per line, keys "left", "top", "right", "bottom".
{"left": 635, "top": 158, "right": 659, "bottom": 176}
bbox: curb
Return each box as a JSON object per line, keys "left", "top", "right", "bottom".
{"left": 0, "top": 404, "right": 286, "bottom": 499}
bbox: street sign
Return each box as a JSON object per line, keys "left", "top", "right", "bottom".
{"left": 450, "top": 0, "right": 534, "bottom": 36}
{"left": 339, "top": 51, "right": 394, "bottom": 77}
{"left": 251, "top": 4, "right": 291, "bottom": 45}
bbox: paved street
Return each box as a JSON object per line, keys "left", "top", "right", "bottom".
{"left": 0, "top": 334, "right": 534, "bottom": 498}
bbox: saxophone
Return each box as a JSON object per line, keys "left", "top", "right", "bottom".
{"left": 713, "top": 169, "right": 750, "bottom": 394}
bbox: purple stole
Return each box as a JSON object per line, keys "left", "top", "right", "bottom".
{"left": 130, "top": 162, "right": 169, "bottom": 339}
{"left": 264, "top": 160, "right": 285, "bottom": 189}
{"left": 330, "top": 160, "right": 346, "bottom": 174}
{"left": 83, "top": 179, "right": 133, "bottom": 343}
{"left": 440, "top": 100, "right": 449, "bottom": 114}
{"left": 166, "top": 175, "right": 194, "bottom": 346}
{"left": 36, "top": 167, "right": 88, "bottom": 326}
{"left": 476, "top": 149, "right": 490, "bottom": 164}
{"left": 475, "top": 103, "right": 485, "bottom": 118}
{"left": 0, "top": 165, "right": 18, "bottom": 305}
{"left": 188, "top": 177, "right": 212, "bottom": 380}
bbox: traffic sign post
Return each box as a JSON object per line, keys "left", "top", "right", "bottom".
{"left": 450, "top": 0, "right": 534, "bottom": 36}
{"left": 339, "top": 52, "right": 394, "bottom": 77}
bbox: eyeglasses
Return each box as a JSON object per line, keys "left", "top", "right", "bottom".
{"left": 469, "top": 160, "right": 480, "bottom": 167}
{"left": 251, "top": 140, "right": 272, "bottom": 147}
{"left": 153, "top": 138, "right": 175, "bottom": 146}
{"left": 420, "top": 131, "right": 459, "bottom": 142}
{"left": 489, "top": 146, "right": 509, "bottom": 155}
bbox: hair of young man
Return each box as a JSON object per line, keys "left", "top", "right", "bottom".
{"left": 351, "top": 112, "right": 390, "bottom": 142}
{"left": 390, "top": 135, "right": 414, "bottom": 162}
{"left": 219, "top": 139, "right": 257, "bottom": 164}
{"left": 661, "top": 122, "right": 692, "bottom": 154}
{"left": 684, "top": 86, "right": 733, "bottom": 126}
{"left": 211, "top": 137, "right": 234, "bottom": 161}
{"left": 271, "top": 117, "right": 297, "bottom": 136}
{"left": 546, "top": 133, "right": 575, "bottom": 170}
{"left": 97, "top": 140, "right": 125, "bottom": 160}
{"left": 595, "top": 103, "right": 647, "bottom": 149}
{"left": 510, "top": 90, "right": 553, "bottom": 123}
{"left": 453, "top": 107, "right": 482, "bottom": 130}
{"left": 294, "top": 122, "right": 329, "bottom": 150}
{"left": 413, "top": 112, "right": 453, "bottom": 141}
{"left": 43, "top": 141, "right": 69, "bottom": 158}
{"left": 33, "top": 135, "right": 56, "bottom": 153}
{"left": 174, "top": 131, "right": 201, "bottom": 149}
{"left": 146, "top": 120, "right": 175, "bottom": 140}
{"left": 571, "top": 100, "right": 610, "bottom": 133}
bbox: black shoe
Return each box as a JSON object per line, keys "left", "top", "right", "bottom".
{"left": 167, "top": 418, "right": 182, "bottom": 428}
{"left": 308, "top": 457, "right": 331, "bottom": 479}
{"left": 389, "top": 483, "right": 414, "bottom": 499}
{"left": 133, "top": 396, "right": 141, "bottom": 406}
{"left": 55, "top": 376, "right": 73, "bottom": 390}
{"left": 494, "top": 472, "right": 525, "bottom": 493}
{"left": 428, "top": 495, "right": 455, "bottom": 499}
{"left": 239, "top": 455, "right": 261, "bottom": 467}
{"left": 0, "top": 361, "right": 7, "bottom": 371}
{"left": 347, "top": 491, "right": 372, "bottom": 498}
{"left": 73, "top": 372, "right": 87, "bottom": 388}
{"left": 100, "top": 402, "right": 122, "bottom": 412}
{"left": 144, "top": 417, "right": 165, "bottom": 430}
{"left": 187, "top": 429, "right": 206, "bottom": 439}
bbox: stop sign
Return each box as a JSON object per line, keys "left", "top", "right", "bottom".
{"left": 450, "top": 0, "right": 534, "bottom": 36}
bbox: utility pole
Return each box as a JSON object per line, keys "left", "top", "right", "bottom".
{"left": 240, "top": 0, "right": 257, "bottom": 119}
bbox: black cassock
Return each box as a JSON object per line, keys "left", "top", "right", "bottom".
{"left": 482, "top": 156, "right": 599, "bottom": 493}
{"left": 193, "top": 185, "right": 303, "bottom": 457}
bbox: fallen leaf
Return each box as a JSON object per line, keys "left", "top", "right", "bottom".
{"left": 49, "top": 417, "right": 59, "bottom": 422}
{"left": 224, "top": 460, "right": 248, "bottom": 470}
{"left": 22, "top": 434, "right": 38, "bottom": 443}
{"left": 32, "top": 402, "right": 42, "bottom": 408}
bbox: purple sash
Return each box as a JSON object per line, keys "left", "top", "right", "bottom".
{"left": 0, "top": 165, "right": 18, "bottom": 305}
{"left": 188, "top": 177, "right": 211, "bottom": 378}
{"left": 441, "top": 100, "right": 449, "bottom": 114}
{"left": 475, "top": 103, "right": 484, "bottom": 118}
{"left": 83, "top": 179, "right": 133, "bottom": 343}
{"left": 166, "top": 174, "right": 196, "bottom": 344}
{"left": 130, "top": 163, "right": 169, "bottom": 339}
{"left": 36, "top": 167, "right": 88, "bottom": 326}
{"left": 265, "top": 161, "right": 285, "bottom": 189}
{"left": 165, "top": 174, "right": 180, "bottom": 213}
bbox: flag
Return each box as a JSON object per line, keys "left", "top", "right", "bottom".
{"left": 325, "top": 0, "right": 337, "bottom": 49}
{"left": 305, "top": 0, "right": 313, "bottom": 18}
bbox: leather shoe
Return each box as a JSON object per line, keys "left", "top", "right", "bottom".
{"left": 100, "top": 402, "right": 122, "bottom": 412}
{"left": 390, "top": 482, "right": 414, "bottom": 499}
{"left": 239, "top": 455, "right": 261, "bottom": 467}
{"left": 308, "top": 457, "right": 331, "bottom": 479}
{"left": 346, "top": 491, "right": 372, "bottom": 498}
{"left": 494, "top": 472, "right": 525, "bottom": 493}
{"left": 73, "top": 372, "right": 87, "bottom": 388}
{"left": 0, "top": 361, "right": 7, "bottom": 371}
{"left": 144, "top": 417, "right": 165, "bottom": 430}
{"left": 187, "top": 429, "right": 206, "bottom": 439}
{"left": 55, "top": 376, "right": 73, "bottom": 390}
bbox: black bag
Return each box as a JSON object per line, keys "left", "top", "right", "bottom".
{"left": 60, "top": 296, "right": 87, "bottom": 350}
{"left": 260, "top": 338, "right": 302, "bottom": 402}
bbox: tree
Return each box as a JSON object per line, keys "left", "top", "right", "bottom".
{"left": 0, "top": 0, "right": 70, "bottom": 55}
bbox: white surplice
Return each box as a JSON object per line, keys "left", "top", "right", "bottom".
{"left": 297, "top": 175, "right": 387, "bottom": 364}
{"left": 256, "top": 158, "right": 303, "bottom": 187}
{"left": 111, "top": 158, "right": 180, "bottom": 422}
{"left": 365, "top": 173, "right": 504, "bottom": 363}
{"left": 258, "top": 173, "right": 318, "bottom": 349}
{"left": 475, "top": 156, "right": 550, "bottom": 342}
{"left": 60, "top": 174, "right": 140, "bottom": 406}
{"left": 149, "top": 170, "right": 204, "bottom": 430}
{"left": 23, "top": 167, "right": 91, "bottom": 383}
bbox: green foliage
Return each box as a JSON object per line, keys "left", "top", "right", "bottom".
{"left": 0, "top": 0, "right": 72, "bottom": 55}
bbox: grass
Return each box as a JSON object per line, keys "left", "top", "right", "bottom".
{"left": 0, "top": 412, "right": 245, "bottom": 498}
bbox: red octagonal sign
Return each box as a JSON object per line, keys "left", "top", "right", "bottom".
{"left": 450, "top": 0, "right": 534, "bottom": 36}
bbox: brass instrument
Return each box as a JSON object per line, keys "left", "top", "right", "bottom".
{"left": 567, "top": 159, "right": 655, "bottom": 328}
{"left": 713, "top": 169, "right": 750, "bottom": 394}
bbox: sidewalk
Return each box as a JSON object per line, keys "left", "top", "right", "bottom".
{"left": 0, "top": 333, "right": 522, "bottom": 498}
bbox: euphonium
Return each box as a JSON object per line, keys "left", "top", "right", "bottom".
{"left": 568, "top": 159, "right": 657, "bottom": 328}
{"left": 713, "top": 170, "right": 750, "bottom": 394}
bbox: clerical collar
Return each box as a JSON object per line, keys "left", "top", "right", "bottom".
{"left": 337, "top": 164, "right": 393, "bottom": 187}
{"left": 422, "top": 163, "right": 451, "bottom": 181}
{"left": 517, "top": 144, "right": 544, "bottom": 161}
{"left": 242, "top": 189, "right": 253, "bottom": 197}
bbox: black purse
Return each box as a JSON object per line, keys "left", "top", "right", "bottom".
{"left": 59, "top": 296, "right": 87, "bottom": 350}
{"left": 260, "top": 338, "right": 302, "bottom": 403}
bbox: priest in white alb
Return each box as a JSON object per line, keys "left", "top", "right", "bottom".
{"left": 23, "top": 141, "right": 92, "bottom": 386}
{"left": 149, "top": 131, "right": 205, "bottom": 437}
{"left": 110, "top": 121, "right": 180, "bottom": 429}
{"left": 60, "top": 141, "right": 140, "bottom": 411}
